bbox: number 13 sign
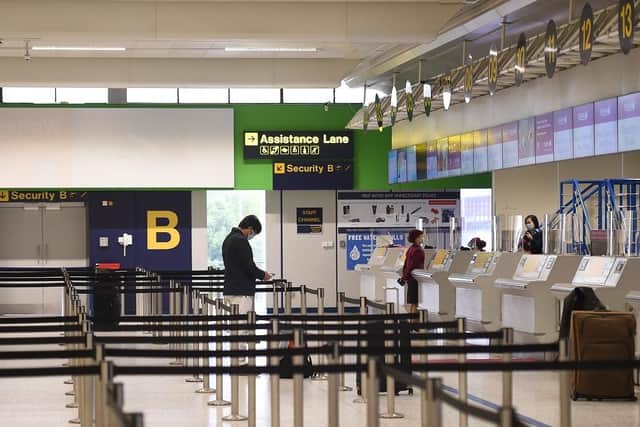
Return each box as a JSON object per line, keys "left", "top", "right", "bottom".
{"left": 619, "top": 0, "right": 635, "bottom": 55}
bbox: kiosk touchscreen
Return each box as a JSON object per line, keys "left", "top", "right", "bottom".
{"left": 380, "top": 247, "right": 411, "bottom": 309}
{"left": 412, "top": 249, "right": 474, "bottom": 320}
{"left": 495, "top": 254, "right": 581, "bottom": 341}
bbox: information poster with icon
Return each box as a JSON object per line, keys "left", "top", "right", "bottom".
{"left": 447, "top": 135, "right": 462, "bottom": 176}
{"left": 461, "top": 133, "right": 474, "bottom": 175}
{"left": 337, "top": 191, "right": 460, "bottom": 231}
{"left": 535, "top": 113, "right": 554, "bottom": 164}
{"left": 553, "top": 108, "right": 573, "bottom": 160}
{"left": 416, "top": 143, "right": 428, "bottom": 180}
{"left": 388, "top": 151, "right": 398, "bottom": 184}
{"left": 502, "top": 121, "right": 519, "bottom": 168}
{"left": 345, "top": 230, "right": 406, "bottom": 271}
{"left": 518, "top": 117, "right": 535, "bottom": 166}
{"left": 618, "top": 92, "right": 640, "bottom": 152}
{"left": 406, "top": 145, "right": 418, "bottom": 182}
{"left": 594, "top": 98, "right": 618, "bottom": 155}
{"left": 437, "top": 137, "right": 449, "bottom": 178}
{"left": 397, "top": 149, "right": 408, "bottom": 183}
{"left": 573, "top": 103, "right": 595, "bottom": 158}
{"left": 473, "top": 129, "right": 488, "bottom": 173}
{"left": 487, "top": 126, "right": 503, "bottom": 171}
{"left": 427, "top": 140, "right": 438, "bottom": 179}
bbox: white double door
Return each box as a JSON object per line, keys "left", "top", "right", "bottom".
{"left": 0, "top": 203, "right": 88, "bottom": 314}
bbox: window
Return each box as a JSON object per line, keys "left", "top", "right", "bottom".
{"left": 178, "top": 88, "right": 229, "bottom": 103}
{"left": 207, "top": 190, "right": 267, "bottom": 311}
{"left": 56, "top": 88, "right": 108, "bottom": 104}
{"left": 283, "top": 88, "right": 333, "bottom": 103}
{"left": 460, "top": 188, "right": 493, "bottom": 251}
{"left": 229, "top": 88, "right": 280, "bottom": 103}
{"left": 3, "top": 87, "right": 55, "bottom": 103}
{"left": 334, "top": 81, "right": 386, "bottom": 105}
{"left": 127, "top": 88, "right": 178, "bottom": 103}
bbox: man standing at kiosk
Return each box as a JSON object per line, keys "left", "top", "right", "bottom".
{"left": 222, "top": 215, "right": 272, "bottom": 314}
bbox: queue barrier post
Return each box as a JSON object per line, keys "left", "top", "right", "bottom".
{"left": 272, "top": 281, "right": 280, "bottom": 315}
{"left": 270, "top": 319, "right": 281, "bottom": 426}
{"left": 354, "top": 296, "right": 368, "bottom": 404}
{"left": 500, "top": 406, "right": 515, "bottom": 427}
{"left": 312, "top": 287, "right": 328, "bottom": 381}
{"left": 380, "top": 302, "right": 403, "bottom": 419}
{"left": 196, "top": 295, "right": 215, "bottom": 394}
{"left": 425, "top": 378, "right": 443, "bottom": 427}
{"left": 94, "top": 345, "right": 105, "bottom": 427}
{"left": 207, "top": 298, "right": 230, "bottom": 407}
{"left": 180, "top": 284, "right": 189, "bottom": 366}
{"left": 169, "top": 281, "right": 183, "bottom": 366}
{"left": 559, "top": 338, "right": 572, "bottom": 427}
{"left": 186, "top": 288, "right": 203, "bottom": 383}
{"left": 68, "top": 305, "right": 84, "bottom": 424}
{"left": 247, "top": 311, "right": 257, "bottom": 427}
{"left": 366, "top": 358, "right": 380, "bottom": 427}
{"left": 96, "top": 360, "right": 114, "bottom": 427}
{"left": 80, "top": 320, "right": 95, "bottom": 427}
{"left": 457, "top": 317, "right": 468, "bottom": 427}
{"left": 293, "top": 329, "right": 305, "bottom": 427}
{"left": 327, "top": 341, "right": 340, "bottom": 427}
{"left": 300, "top": 285, "right": 307, "bottom": 315}
{"left": 65, "top": 296, "right": 80, "bottom": 405}
{"left": 501, "top": 328, "right": 514, "bottom": 409}
{"left": 285, "top": 282, "right": 293, "bottom": 315}
{"left": 419, "top": 309, "right": 429, "bottom": 425}
{"left": 337, "top": 292, "right": 352, "bottom": 392}
{"left": 222, "top": 303, "right": 248, "bottom": 421}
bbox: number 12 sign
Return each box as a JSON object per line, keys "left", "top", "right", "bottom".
{"left": 580, "top": 3, "right": 594, "bottom": 65}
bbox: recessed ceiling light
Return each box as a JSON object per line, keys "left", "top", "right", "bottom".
{"left": 224, "top": 47, "right": 317, "bottom": 52}
{"left": 32, "top": 46, "right": 126, "bottom": 52}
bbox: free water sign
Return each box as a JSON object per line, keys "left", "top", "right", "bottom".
{"left": 346, "top": 231, "right": 406, "bottom": 271}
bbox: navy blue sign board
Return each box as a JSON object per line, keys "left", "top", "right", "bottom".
{"left": 273, "top": 161, "right": 353, "bottom": 190}
{"left": 244, "top": 130, "right": 354, "bottom": 160}
{"left": 297, "top": 207, "right": 323, "bottom": 233}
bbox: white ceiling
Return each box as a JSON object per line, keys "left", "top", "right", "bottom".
{"left": 0, "top": 0, "right": 464, "bottom": 87}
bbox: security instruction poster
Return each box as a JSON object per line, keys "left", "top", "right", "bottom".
{"left": 346, "top": 230, "right": 406, "bottom": 271}
{"left": 518, "top": 117, "right": 535, "bottom": 166}
{"left": 594, "top": 98, "right": 618, "bottom": 155}
{"left": 572, "top": 103, "right": 595, "bottom": 158}
{"left": 535, "top": 113, "right": 554, "bottom": 164}
{"left": 554, "top": 108, "right": 573, "bottom": 160}
{"left": 337, "top": 191, "right": 460, "bottom": 230}
{"left": 618, "top": 92, "right": 640, "bottom": 152}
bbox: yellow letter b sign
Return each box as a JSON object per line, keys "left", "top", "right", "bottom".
{"left": 147, "top": 210, "right": 181, "bottom": 250}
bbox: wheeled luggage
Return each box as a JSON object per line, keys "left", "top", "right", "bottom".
{"left": 569, "top": 310, "right": 636, "bottom": 400}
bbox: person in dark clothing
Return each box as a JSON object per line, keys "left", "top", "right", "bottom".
{"left": 400, "top": 229, "right": 425, "bottom": 315}
{"left": 222, "top": 215, "right": 271, "bottom": 314}
{"left": 522, "top": 214, "right": 543, "bottom": 254}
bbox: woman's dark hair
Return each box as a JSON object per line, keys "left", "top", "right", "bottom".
{"left": 239, "top": 215, "right": 262, "bottom": 234}
{"left": 525, "top": 214, "right": 540, "bottom": 229}
{"left": 408, "top": 229, "right": 424, "bottom": 243}
{"left": 476, "top": 239, "right": 487, "bottom": 250}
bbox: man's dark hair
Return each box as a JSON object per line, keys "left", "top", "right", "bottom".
{"left": 239, "top": 215, "right": 262, "bottom": 234}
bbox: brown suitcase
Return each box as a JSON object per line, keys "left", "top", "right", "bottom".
{"left": 569, "top": 310, "right": 636, "bottom": 400}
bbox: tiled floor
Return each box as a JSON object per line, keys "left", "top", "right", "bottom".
{"left": 1, "top": 348, "right": 639, "bottom": 427}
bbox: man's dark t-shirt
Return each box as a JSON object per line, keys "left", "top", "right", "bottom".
{"left": 222, "top": 228, "right": 266, "bottom": 296}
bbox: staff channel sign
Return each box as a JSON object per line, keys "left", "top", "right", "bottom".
{"left": 296, "top": 207, "right": 323, "bottom": 234}
{"left": 273, "top": 161, "right": 353, "bottom": 190}
{"left": 0, "top": 190, "right": 88, "bottom": 203}
{"left": 244, "top": 130, "right": 354, "bottom": 160}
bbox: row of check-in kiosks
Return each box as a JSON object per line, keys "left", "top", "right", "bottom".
{"left": 355, "top": 247, "right": 640, "bottom": 342}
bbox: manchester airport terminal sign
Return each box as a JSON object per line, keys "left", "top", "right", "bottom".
{"left": 244, "top": 130, "right": 354, "bottom": 160}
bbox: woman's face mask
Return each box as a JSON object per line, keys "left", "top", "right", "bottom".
{"left": 526, "top": 223, "right": 535, "bottom": 231}
{"left": 248, "top": 230, "right": 256, "bottom": 240}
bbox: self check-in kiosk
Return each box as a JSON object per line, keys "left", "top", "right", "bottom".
{"left": 495, "top": 254, "right": 581, "bottom": 341}
{"left": 551, "top": 256, "right": 640, "bottom": 312}
{"left": 412, "top": 249, "right": 473, "bottom": 320}
{"left": 355, "top": 246, "right": 393, "bottom": 302}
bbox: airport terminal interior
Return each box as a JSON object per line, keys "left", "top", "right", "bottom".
{"left": 3, "top": 0, "right": 640, "bottom": 426}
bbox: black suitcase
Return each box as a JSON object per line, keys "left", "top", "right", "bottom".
{"left": 92, "top": 271, "right": 122, "bottom": 331}
{"left": 559, "top": 287, "right": 606, "bottom": 339}
{"left": 356, "top": 321, "right": 413, "bottom": 395}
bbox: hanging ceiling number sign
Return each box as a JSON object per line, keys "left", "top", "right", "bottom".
{"left": 374, "top": 94, "right": 383, "bottom": 130}
{"left": 618, "top": 0, "right": 635, "bottom": 55}
{"left": 545, "top": 19, "right": 558, "bottom": 78}
{"left": 463, "top": 58, "right": 473, "bottom": 103}
{"left": 488, "top": 42, "right": 498, "bottom": 95}
{"left": 515, "top": 33, "right": 526, "bottom": 86}
{"left": 579, "top": 3, "right": 594, "bottom": 65}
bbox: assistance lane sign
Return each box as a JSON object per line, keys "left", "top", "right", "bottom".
{"left": 273, "top": 161, "right": 353, "bottom": 190}
{"left": 244, "top": 130, "right": 353, "bottom": 160}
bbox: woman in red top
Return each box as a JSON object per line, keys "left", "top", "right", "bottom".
{"left": 401, "top": 229, "right": 425, "bottom": 315}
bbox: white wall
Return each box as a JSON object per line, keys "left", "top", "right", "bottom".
{"left": 0, "top": 108, "right": 234, "bottom": 188}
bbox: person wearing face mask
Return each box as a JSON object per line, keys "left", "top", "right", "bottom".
{"left": 222, "top": 215, "right": 272, "bottom": 314}
{"left": 522, "top": 214, "right": 543, "bottom": 254}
